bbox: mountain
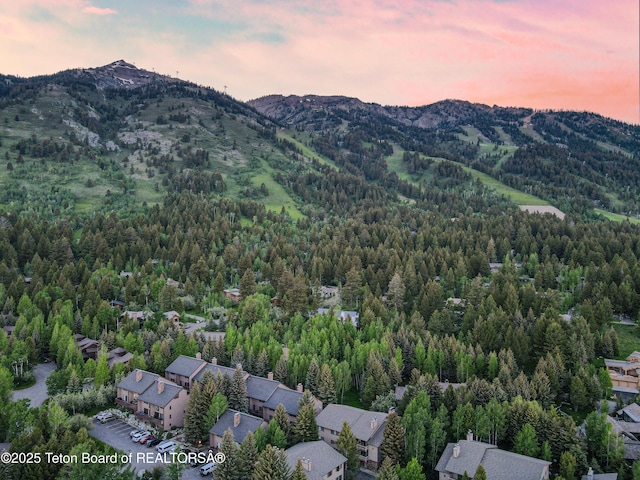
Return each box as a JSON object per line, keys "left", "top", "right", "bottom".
{"left": 1, "top": 61, "right": 640, "bottom": 223}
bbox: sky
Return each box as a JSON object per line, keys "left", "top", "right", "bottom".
{"left": 1, "top": 0, "right": 638, "bottom": 123}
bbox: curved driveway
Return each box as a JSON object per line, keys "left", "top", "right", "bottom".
{"left": 12, "top": 361, "right": 57, "bottom": 407}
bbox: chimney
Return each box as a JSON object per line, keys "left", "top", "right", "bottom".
{"left": 196, "top": 352, "right": 201, "bottom": 360}
{"left": 301, "top": 457, "right": 311, "bottom": 472}
{"left": 388, "top": 407, "right": 395, "bottom": 414}
{"left": 467, "top": 430, "right": 473, "bottom": 442}
{"left": 370, "top": 417, "right": 378, "bottom": 430}
{"left": 453, "top": 444, "right": 461, "bottom": 458}
{"left": 158, "top": 381, "right": 165, "bottom": 394}
{"left": 587, "top": 467, "right": 594, "bottom": 480}
{"left": 135, "top": 370, "right": 142, "bottom": 382}
{"left": 268, "top": 372, "right": 274, "bottom": 381}
{"left": 297, "top": 383, "right": 303, "bottom": 392}
{"left": 211, "top": 357, "right": 217, "bottom": 365}
{"left": 233, "top": 412, "right": 241, "bottom": 427}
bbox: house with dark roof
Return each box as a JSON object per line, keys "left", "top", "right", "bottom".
{"left": 192, "top": 360, "right": 244, "bottom": 385}
{"left": 121, "top": 310, "right": 152, "bottom": 328}
{"left": 223, "top": 288, "right": 242, "bottom": 302}
{"left": 116, "top": 369, "right": 188, "bottom": 430}
{"left": 209, "top": 409, "right": 266, "bottom": 448}
{"left": 262, "top": 385, "right": 310, "bottom": 423}
{"left": 164, "top": 354, "right": 208, "bottom": 389}
{"left": 285, "top": 441, "right": 347, "bottom": 480}
{"left": 316, "top": 404, "right": 388, "bottom": 470}
{"left": 135, "top": 378, "right": 188, "bottom": 430}
{"left": 116, "top": 369, "right": 159, "bottom": 411}
{"left": 73, "top": 334, "right": 99, "bottom": 360}
{"left": 246, "top": 373, "right": 281, "bottom": 418}
{"left": 618, "top": 403, "right": 640, "bottom": 423}
{"left": 317, "top": 308, "right": 359, "bottom": 327}
{"left": 107, "top": 347, "right": 133, "bottom": 369}
{"left": 435, "top": 436, "right": 550, "bottom": 480}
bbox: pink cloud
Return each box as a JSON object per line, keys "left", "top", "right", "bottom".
{"left": 82, "top": 6, "right": 117, "bottom": 15}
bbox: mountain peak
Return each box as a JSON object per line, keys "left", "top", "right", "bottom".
{"left": 78, "top": 60, "right": 165, "bottom": 90}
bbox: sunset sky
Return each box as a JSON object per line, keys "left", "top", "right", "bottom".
{"left": 2, "top": 0, "right": 638, "bottom": 123}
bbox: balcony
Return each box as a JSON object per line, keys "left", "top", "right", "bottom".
{"left": 135, "top": 411, "right": 164, "bottom": 428}
{"left": 115, "top": 397, "right": 137, "bottom": 411}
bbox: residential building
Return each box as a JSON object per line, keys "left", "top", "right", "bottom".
{"left": 107, "top": 347, "right": 133, "bottom": 369}
{"left": 116, "top": 369, "right": 188, "bottom": 430}
{"left": 209, "top": 409, "right": 265, "bottom": 448}
{"left": 435, "top": 436, "right": 550, "bottom": 480}
{"left": 246, "top": 374, "right": 280, "bottom": 418}
{"left": 618, "top": 403, "right": 640, "bottom": 423}
{"left": 73, "top": 334, "right": 99, "bottom": 360}
{"left": 316, "top": 404, "right": 388, "bottom": 470}
{"left": 223, "top": 288, "right": 242, "bottom": 302}
{"left": 606, "top": 352, "right": 640, "bottom": 397}
{"left": 262, "top": 385, "right": 307, "bottom": 423}
{"left": 285, "top": 440, "right": 347, "bottom": 480}
{"left": 164, "top": 354, "right": 207, "bottom": 389}
{"left": 135, "top": 378, "right": 188, "bottom": 430}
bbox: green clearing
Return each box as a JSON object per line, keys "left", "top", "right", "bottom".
{"left": 385, "top": 144, "right": 548, "bottom": 206}
{"left": 595, "top": 209, "right": 640, "bottom": 225}
{"left": 276, "top": 131, "right": 339, "bottom": 170}
{"left": 613, "top": 323, "right": 640, "bottom": 360}
{"left": 252, "top": 163, "right": 304, "bottom": 220}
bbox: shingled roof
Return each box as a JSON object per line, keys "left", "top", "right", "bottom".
{"left": 285, "top": 441, "right": 346, "bottom": 480}
{"left": 138, "top": 380, "right": 183, "bottom": 408}
{"left": 118, "top": 369, "right": 159, "bottom": 395}
{"left": 246, "top": 375, "right": 280, "bottom": 402}
{"left": 209, "top": 409, "right": 265, "bottom": 444}
{"left": 436, "top": 440, "right": 550, "bottom": 480}
{"left": 165, "top": 355, "right": 206, "bottom": 378}
{"left": 316, "top": 404, "right": 388, "bottom": 442}
{"left": 263, "top": 387, "right": 304, "bottom": 416}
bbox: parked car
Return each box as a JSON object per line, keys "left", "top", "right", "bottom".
{"left": 156, "top": 441, "right": 177, "bottom": 453}
{"left": 95, "top": 412, "right": 115, "bottom": 423}
{"left": 146, "top": 438, "right": 162, "bottom": 448}
{"left": 132, "top": 431, "right": 150, "bottom": 442}
{"left": 200, "top": 462, "right": 216, "bottom": 476}
{"left": 129, "top": 429, "right": 144, "bottom": 438}
{"left": 138, "top": 434, "right": 152, "bottom": 444}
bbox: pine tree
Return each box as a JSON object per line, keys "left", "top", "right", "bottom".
{"left": 336, "top": 421, "right": 359, "bottom": 479}
{"left": 251, "top": 445, "right": 290, "bottom": 480}
{"left": 239, "top": 269, "right": 257, "bottom": 298}
{"left": 380, "top": 412, "right": 404, "bottom": 466}
{"left": 272, "top": 404, "right": 291, "bottom": 444}
{"left": 184, "top": 381, "right": 203, "bottom": 445}
{"left": 255, "top": 349, "right": 269, "bottom": 378}
{"left": 213, "top": 428, "right": 237, "bottom": 480}
{"left": 236, "top": 431, "right": 259, "bottom": 479}
{"left": 274, "top": 357, "right": 288, "bottom": 385}
{"left": 559, "top": 451, "right": 576, "bottom": 480}
{"left": 229, "top": 365, "right": 248, "bottom": 412}
{"left": 293, "top": 403, "right": 318, "bottom": 443}
{"left": 377, "top": 457, "right": 400, "bottom": 480}
{"left": 266, "top": 419, "right": 287, "bottom": 449}
{"left": 305, "top": 358, "right": 319, "bottom": 394}
{"left": 316, "top": 363, "right": 337, "bottom": 407}
{"left": 290, "top": 459, "right": 308, "bottom": 480}
{"left": 473, "top": 464, "right": 487, "bottom": 480}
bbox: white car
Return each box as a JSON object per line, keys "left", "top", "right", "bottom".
{"left": 95, "top": 412, "right": 115, "bottom": 423}
{"left": 200, "top": 462, "right": 216, "bottom": 476}
{"left": 156, "top": 441, "right": 177, "bottom": 453}
{"left": 132, "top": 431, "right": 150, "bottom": 442}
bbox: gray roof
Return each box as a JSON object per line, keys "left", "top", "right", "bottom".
{"left": 436, "top": 440, "right": 550, "bottom": 480}
{"left": 581, "top": 474, "right": 618, "bottom": 480}
{"left": 193, "top": 363, "right": 239, "bottom": 383}
{"left": 138, "top": 380, "right": 184, "bottom": 408}
{"left": 246, "top": 375, "right": 280, "bottom": 402}
{"left": 165, "top": 355, "right": 205, "bottom": 378}
{"left": 620, "top": 403, "right": 640, "bottom": 422}
{"left": 209, "top": 409, "right": 264, "bottom": 444}
{"left": 285, "top": 441, "right": 346, "bottom": 480}
{"left": 118, "top": 369, "right": 160, "bottom": 395}
{"left": 613, "top": 385, "right": 640, "bottom": 395}
{"left": 316, "top": 404, "right": 388, "bottom": 442}
{"left": 264, "top": 387, "right": 304, "bottom": 416}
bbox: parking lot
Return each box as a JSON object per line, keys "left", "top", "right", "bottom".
{"left": 89, "top": 419, "right": 209, "bottom": 479}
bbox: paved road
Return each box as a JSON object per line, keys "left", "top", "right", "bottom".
{"left": 12, "top": 361, "right": 57, "bottom": 407}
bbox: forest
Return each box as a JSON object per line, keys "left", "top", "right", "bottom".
{"left": 1, "top": 63, "right": 640, "bottom": 480}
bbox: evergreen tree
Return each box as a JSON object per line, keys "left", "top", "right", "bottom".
{"left": 213, "top": 428, "right": 237, "bottom": 480}
{"left": 380, "top": 412, "right": 404, "bottom": 466}
{"left": 239, "top": 269, "right": 257, "bottom": 298}
{"left": 293, "top": 403, "right": 318, "bottom": 443}
{"left": 255, "top": 350, "right": 269, "bottom": 378}
{"left": 559, "top": 451, "right": 576, "bottom": 480}
{"left": 274, "top": 357, "right": 288, "bottom": 385}
{"left": 205, "top": 393, "right": 228, "bottom": 430}
{"left": 290, "top": 459, "right": 308, "bottom": 480}
{"left": 237, "top": 431, "right": 259, "bottom": 479}
{"left": 336, "top": 421, "right": 359, "bottom": 479}
{"left": 473, "top": 464, "right": 487, "bottom": 480}
{"left": 266, "top": 419, "right": 287, "bottom": 449}
{"left": 316, "top": 363, "right": 337, "bottom": 407}
{"left": 305, "top": 358, "right": 319, "bottom": 394}
{"left": 251, "top": 445, "right": 290, "bottom": 480}
{"left": 229, "top": 365, "right": 248, "bottom": 412}
{"left": 184, "top": 381, "right": 203, "bottom": 445}
{"left": 377, "top": 457, "right": 400, "bottom": 480}
{"left": 272, "top": 404, "right": 291, "bottom": 444}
